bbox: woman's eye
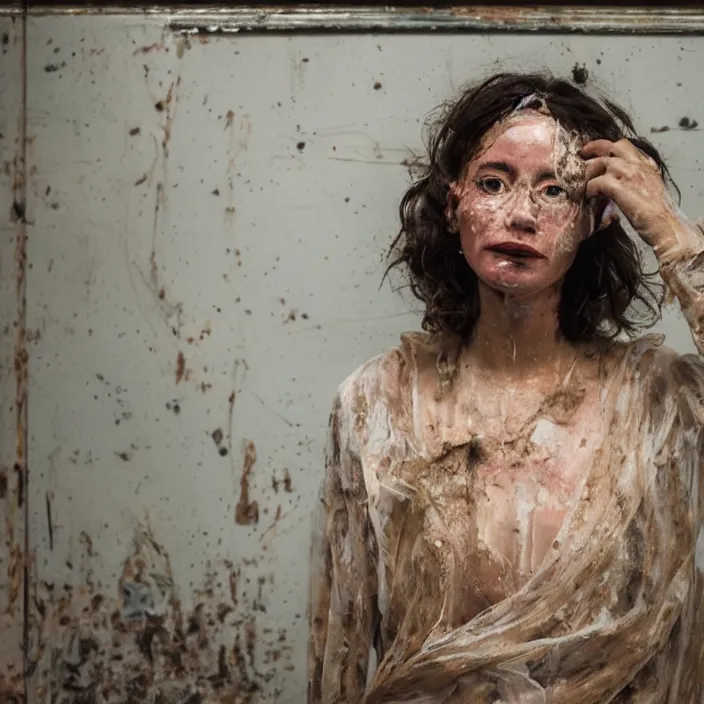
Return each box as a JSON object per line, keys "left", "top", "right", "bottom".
{"left": 543, "top": 184, "right": 566, "bottom": 198}
{"left": 478, "top": 177, "right": 504, "bottom": 194}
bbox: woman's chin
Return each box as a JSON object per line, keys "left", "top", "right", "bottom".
{"left": 478, "top": 266, "right": 549, "bottom": 295}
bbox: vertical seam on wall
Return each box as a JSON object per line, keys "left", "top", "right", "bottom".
{"left": 17, "top": 1, "right": 29, "bottom": 698}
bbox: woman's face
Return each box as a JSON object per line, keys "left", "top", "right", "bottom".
{"left": 451, "top": 112, "right": 594, "bottom": 297}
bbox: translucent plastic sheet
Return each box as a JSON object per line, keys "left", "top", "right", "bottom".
{"left": 309, "top": 225, "right": 704, "bottom": 702}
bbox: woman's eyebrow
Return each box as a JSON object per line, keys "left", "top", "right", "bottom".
{"left": 476, "top": 161, "right": 514, "bottom": 175}
{"left": 475, "top": 161, "right": 559, "bottom": 182}
{"left": 536, "top": 168, "right": 558, "bottom": 181}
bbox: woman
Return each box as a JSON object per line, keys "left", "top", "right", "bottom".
{"left": 309, "top": 73, "right": 704, "bottom": 702}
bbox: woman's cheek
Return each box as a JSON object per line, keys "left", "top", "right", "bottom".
{"left": 544, "top": 207, "right": 585, "bottom": 258}
{"left": 460, "top": 199, "right": 501, "bottom": 239}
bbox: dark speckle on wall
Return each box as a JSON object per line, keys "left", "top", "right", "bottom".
{"left": 571, "top": 62, "right": 589, "bottom": 85}
{"left": 44, "top": 62, "right": 66, "bottom": 73}
{"left": 679, "top": 116, "right": 699, "bottom": 130}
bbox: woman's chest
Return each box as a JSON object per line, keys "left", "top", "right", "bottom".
{"left": 372, "top": 406, "right": 603, "bottom": 612}
{"left": 469, "top": 420, "right": 596, "bottom": 589}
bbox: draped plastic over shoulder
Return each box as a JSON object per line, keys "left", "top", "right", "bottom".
{"left": 309, "top": 226, "right": 704, "bottom": 703}
{"left": 658, "top": 219, "right": 704, "bottom": 356}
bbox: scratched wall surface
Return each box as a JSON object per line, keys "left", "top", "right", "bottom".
{"left": 17, "top": 13, "right": 704, "bottom": 703}
{"left": 0, "top": 14, "right": 26, "bottom": 704}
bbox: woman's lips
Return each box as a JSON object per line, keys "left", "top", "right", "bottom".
{"left": 486, "top": 242, "right": 546, "bottom": 259}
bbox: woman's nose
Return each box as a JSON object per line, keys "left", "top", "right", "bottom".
{"left": 503, "top": 189, "right": 538, "bottom": 234}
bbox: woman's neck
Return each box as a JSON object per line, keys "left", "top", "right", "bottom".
{"left": 467, "top": 282, "right": 576, "bottom": 378}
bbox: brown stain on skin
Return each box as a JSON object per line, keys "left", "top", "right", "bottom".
{"left": 235, "top": 441, "right": 259, "bottom": 525}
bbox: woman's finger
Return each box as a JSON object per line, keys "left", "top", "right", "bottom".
{"left": 582, "top": 138, "right": 657, "bottom": 169}
{"left": 580, "top": 139, "right": 622, "bottom": 159}
{"left": 632, "top": 146, "right": 659, "bottom": 170}
{"left": 584, "top": 156, "right": 632, "bottom": 184}
{"left": 585, "top": 172, "right": 621, "bottom": 201}
{"left": 613, "top": 138, "right": 647, "bottom": 162}
{"left": 583, "top": 156, "right": 609, "bottom": 182}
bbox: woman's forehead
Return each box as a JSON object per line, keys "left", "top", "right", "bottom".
{"left": 475, "top": 112, "right": 563, "bottom": 161}
{"left": 463, "top": 111, "right": 587, "bottom": 194}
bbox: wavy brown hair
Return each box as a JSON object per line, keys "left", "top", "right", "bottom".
{"left": 386, "top": 72, "right": 675, "bottom": 342}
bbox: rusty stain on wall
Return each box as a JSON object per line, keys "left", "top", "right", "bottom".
{"left": 176, "top": 35, "right": 191, "bottom": 59}
{"left": 29, "top": 524, "right": 291, "bottom": 703}
{"left": 133, "top": 41, "right": 165, "bottom": 56}
{"left": 176, "top": 350, "right": 186, "bottom": 383}
{"left": 282, "top": 469, "right": 293, "bottom": 494}
{"left": 235, "top": 441, "right": 259, "bottom": 526}
{"left": 156, "top": 78, "right": 180, "bottom": 158}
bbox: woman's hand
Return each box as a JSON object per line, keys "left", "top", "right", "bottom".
{"left": 580, "top": 138, "right": 689, "bottom": 258}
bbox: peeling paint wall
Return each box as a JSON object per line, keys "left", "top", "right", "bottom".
{"left": 1, "top": 10, "right": 702, "bottom": 703}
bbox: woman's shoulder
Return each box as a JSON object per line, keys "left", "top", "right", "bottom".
{"left": 619, "top": 333, "right": 704, "bottom": 413}
{"left": 335, "top": 331, "right": 456, "bottom": 406}
{"left": 622, "top": 332, "right": 703, "bottom": 373}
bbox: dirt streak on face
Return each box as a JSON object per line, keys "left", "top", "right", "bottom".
{"left": 449, "top": 111, "right": 595, "bottom": 297}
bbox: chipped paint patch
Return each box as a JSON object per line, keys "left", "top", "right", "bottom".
{"left": 0, "top": 672, "right": 24, "bottom": 704}
{"left": 30, "top": 525, "right": 292, "bottom": 702}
